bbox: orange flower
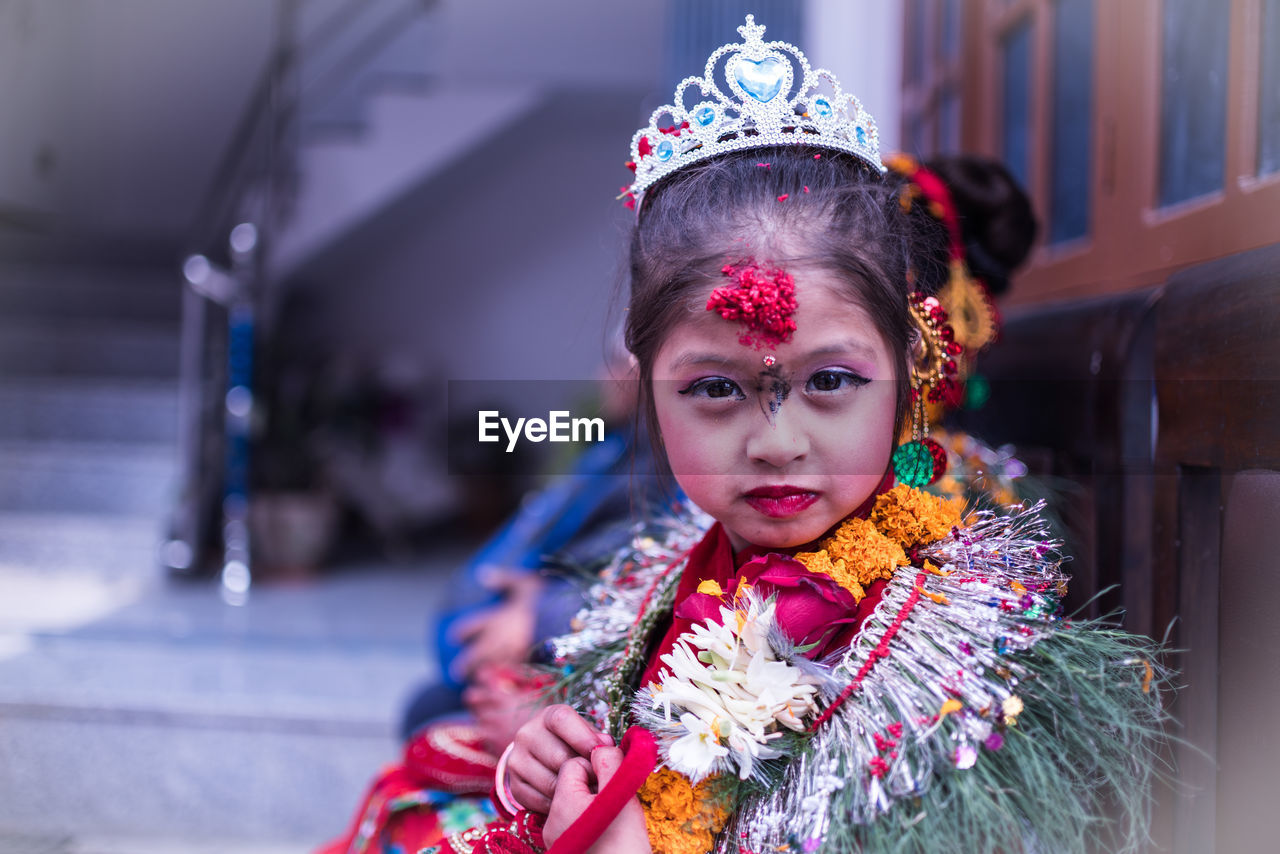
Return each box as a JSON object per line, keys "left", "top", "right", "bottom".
{"left": 639, "top": 768, "right": 732, "bottom": 854}
{"left": 790, "top": 487, "right": 960, "bottom": 601}
{"left": 794, "top": 517, "right": 906, "bottom": 600}
{"left": 869, "top": 484, "right": 964, "bottom": 550}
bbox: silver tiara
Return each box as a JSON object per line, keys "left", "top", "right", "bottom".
{"left": 623, "top": 15, "right": 885, "bottom": 209}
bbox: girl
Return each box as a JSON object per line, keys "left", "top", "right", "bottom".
{"left": 326, "top": 17, "right": 1167, "bottom": 854}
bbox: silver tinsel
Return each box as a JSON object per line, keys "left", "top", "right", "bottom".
{"left": 548, "top": 508, "right": 710, "bottom": 730}
{"left": 727, "top": 502, "right": 1069, "bottom": 853}
{"left": 550, "top": 501, "right": 1161, "bottom": 854}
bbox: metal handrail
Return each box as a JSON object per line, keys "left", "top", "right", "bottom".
{"left": 186, "top": 0, "right": 296, "bottom": 259}
{"left": 171, "top": 0, "right": 438, "bottom": 588}
{"left": 187, "top": 0, "right": 436, "bottom": 259}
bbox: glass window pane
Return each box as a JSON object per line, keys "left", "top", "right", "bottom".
{"left": 1158, "top": 0, "right": 1229, "bottom": 206}
{"left": 942, "top": 0, "right": 963, "bottom": 61}
{"left": 907, "top": 0, "right": 927, "bottom": 84}
{"left": 1002, "top": 20, "right": 1032, "bottom": 189}
{"left": 1260, "top": 0, "right": 1280, "bottom": 176}
{"left": 939, "top": 87, "right": 961, "bottom": 153}
{"left": 1049, "top": 0, "right": 1093, "bottom": 243}
{"left": 909, "top": 114, "right": 934, "bottom": 158}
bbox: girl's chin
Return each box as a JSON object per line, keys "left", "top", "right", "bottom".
{"left": 726, "top": 519, "right": 832, "bottom": 553}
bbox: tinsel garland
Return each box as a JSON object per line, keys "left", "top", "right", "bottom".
{"left": 545, "top": 501, "right": 1171, "bottom": 854}
{"left": 548, "top": 511, "right": 711, "bottom": 740}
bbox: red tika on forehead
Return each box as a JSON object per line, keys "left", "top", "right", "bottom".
{"left": 706, "top": 259, "right": 798, "bottom": 349}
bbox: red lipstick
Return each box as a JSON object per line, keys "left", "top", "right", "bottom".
{"left": 744, "top": 485, "right": 819, "bottom": 518}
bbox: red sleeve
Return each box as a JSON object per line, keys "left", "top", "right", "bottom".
{"left": 436, "top": 811, "right": 546, "bottom": 854}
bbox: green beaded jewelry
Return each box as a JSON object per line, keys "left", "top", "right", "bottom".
{"left": 892, "top": 436, "right": 948, "bottom": 487}
{"left": 894, "top": 291, "right": 957, "bottom": 487}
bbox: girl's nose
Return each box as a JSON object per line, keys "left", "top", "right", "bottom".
{"left": 745, "top": 406, "right": 810, "bottom": 468}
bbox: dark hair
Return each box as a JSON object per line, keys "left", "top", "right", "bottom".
{"left": 923, "top": 156, "right": 1038, "bottom": 296}
{"left": 624, "top": 145, "right": 950, "bottom": 456}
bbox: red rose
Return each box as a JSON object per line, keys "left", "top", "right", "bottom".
{"left": 750, "top": 554, "right": 862, "bottom": 658}
{"left": 673, "top": 554, "right": 861, "bottom": 660}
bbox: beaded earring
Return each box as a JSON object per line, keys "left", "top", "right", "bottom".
{"left": 892, "top": 291, "right": 962, "bottom": 487}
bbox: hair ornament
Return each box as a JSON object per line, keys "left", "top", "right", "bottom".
{"left": 893, "top": 292, "right": 962, "bottom": 487}
{"left": 907, "top": 292, "right": 963, "bottom": 404}
{"left": 885, "top": 153, "right": 1002, "bottom": 361}
{"left": 621, "top": 15, "right": 885, "bottom": 210}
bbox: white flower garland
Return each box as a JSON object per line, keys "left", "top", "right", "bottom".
{"left": 638, "top": 593, "right": 821, "bottom": 783}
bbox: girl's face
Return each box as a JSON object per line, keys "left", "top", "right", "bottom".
{"left": 653, "top": 271, "right": 900, "bottom": 552}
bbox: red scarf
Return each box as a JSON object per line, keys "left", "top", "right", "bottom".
{"left": 639, "top": 471, "right": 895, "bottom": 687}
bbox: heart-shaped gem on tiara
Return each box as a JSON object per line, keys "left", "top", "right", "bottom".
{"left": 734, "top": 56, "right": 786, "bottom": 103}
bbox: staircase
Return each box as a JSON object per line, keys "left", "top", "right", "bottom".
{"left": 0, "top": 260, "right": 180, "bottom": 522}
{"left": 0, "top": 2, "right": 455, "bottom": 843}
{"left": 0, "top": 259, "right": 447, "bottom": 849}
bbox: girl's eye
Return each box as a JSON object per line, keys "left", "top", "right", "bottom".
{"left": 807, "top": 369, "right": 870, "bottom": 393}
{"left": 678, "top": 377, "right": 746, "bottom": 400}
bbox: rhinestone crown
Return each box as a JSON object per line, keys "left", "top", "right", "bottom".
{"left": 624, "top": 15, "right": 885, "bottom": 209}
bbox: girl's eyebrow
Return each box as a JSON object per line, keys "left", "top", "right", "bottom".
{"left": 804, "top": 341, "right": 880, "bottom": 362}
{"left": 669, "top": 340, "right": 879, "bottom": 371}
{"left": 668, "top": 351, "right": 738, "bottom": 371}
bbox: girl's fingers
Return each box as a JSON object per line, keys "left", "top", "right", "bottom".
{"left": 509, "top": 777, "right": 553, "bottom": 815}
{"left": 513, "top": 727, "right": 575, "bottom": 783}
{"left": 590, "top": 745, "right": 625, "bottom": 786}
{"left": 507, "top": 748, "right": 556, "bottom": 814}
{"left": 542, "top": 757, "right": 595, "bottom": 849}
{"left": 542, "top": 704, "right": 613, "bottom": 757}
{"left": 525, "top": 736, "right": 575, "bottom": 773}
{"left": 555, "top": 756, "right": 594, "bottom": 799}
{"left": 585, "top": 747, "right": 653, "bottom": 854}
{"left": 506, "top": 705, "right": 613, "bottom": 814}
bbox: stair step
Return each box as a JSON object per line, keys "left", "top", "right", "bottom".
{"left": 0, "top": 380, "right": 178, "bottom": 443}
{"left": 0, "top": 512, "right": 161, "bottom": 578}
{"left": 0, "top": 320, "right": 179, "bottom": 380}
{"left": 0, "top": 713, "right": 393, "bottom": 844}
{"left": 0, "top": 441, "right": 177, "bottom": 516}
{"left": 0, "top": 263, "right": 180, "bottom": 325}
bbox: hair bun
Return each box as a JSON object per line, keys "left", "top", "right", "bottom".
{"left": 923, "top": 156, "right": 1039, "bottom": 296}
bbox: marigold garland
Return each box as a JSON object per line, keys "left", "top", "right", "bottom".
{"left": 869, "top": 484, "right": 964, "bottom": 550}
{"left": 794, "top": 486, "right": 963, "bottom": 601}
{"left": 794, "top": 518, "right": 905, "bottom": 602}
{"left": 637, "top": 768, "right": 732, "bottom": 854}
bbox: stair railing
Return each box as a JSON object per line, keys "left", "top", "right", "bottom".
{"left": 169, "top": 0, "right": 438, "bottom": 596}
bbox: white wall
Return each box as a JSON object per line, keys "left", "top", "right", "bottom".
{"left": 804, "top": 0, "right": 903, "bottom": 155}
{"left": 290, "top": 91, "right": 644, "bottom": 401}
{"left": 0, "top": 0, "right": 274, "bottom": 251}
{"left": 276, "top": 0, "right": 906, "bottom": 416}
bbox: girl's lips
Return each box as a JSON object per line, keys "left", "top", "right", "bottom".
{"left": 743, "top": 487, "right": 819, "bottom": 518}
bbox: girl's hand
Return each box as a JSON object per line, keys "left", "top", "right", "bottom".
{"left": 505, "top": 704, "right": 613, "bottom": 813}
{"left": 450, "top": 567, "right": 542, "bottom": 679}
{"left": 543, "top": 746, "right": 652, "bottom": 854}
{"left": 462, "top": 664, "right": 544, "bottom": 756}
